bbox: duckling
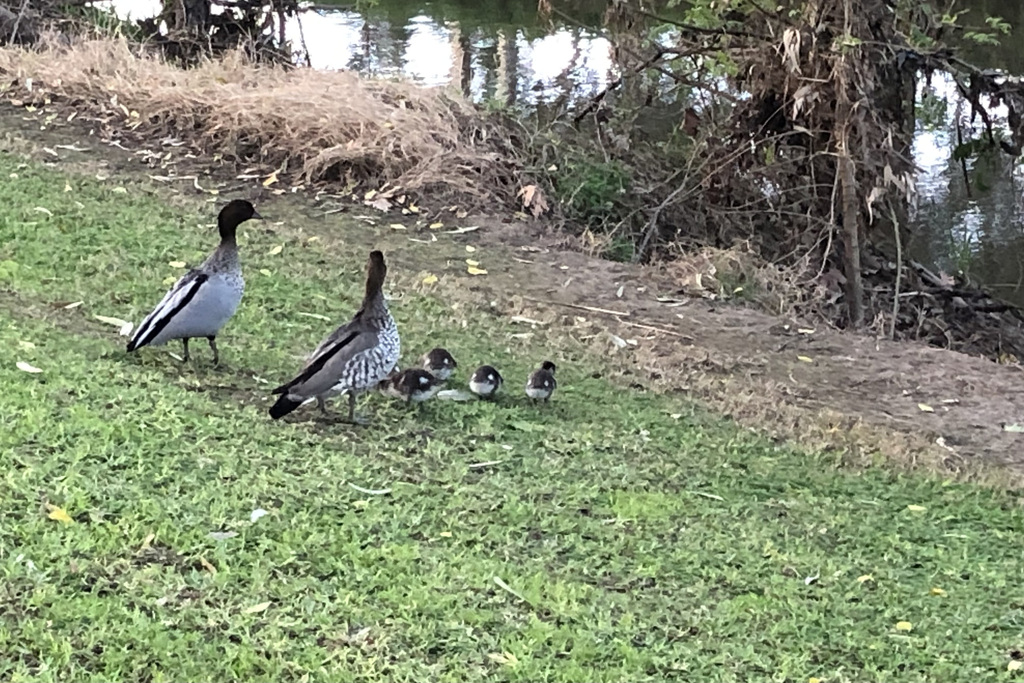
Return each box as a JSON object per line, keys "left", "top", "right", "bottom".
{"left": 379, "top": 368, "right": 444, "bottom": 406}
{"left": 269, "top": 250, "right": 400, "bottom": 424}
{"left": 420, "top": 347, "right": 457, "bottom": 381}
{"left": 126, "top": 199, "right": 261, "bottom": 365}
{"left": 525, "top": 360, "right": 557, "bottom": 402}
{"left": 468, "top": 364, "right": 503, "bottom": 399}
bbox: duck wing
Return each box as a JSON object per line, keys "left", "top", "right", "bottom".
{"left": 271, "top": 326, "right": 378, "bottom": 397}
{"left": 127, "top": 268, "right": 209, "bottom": 351}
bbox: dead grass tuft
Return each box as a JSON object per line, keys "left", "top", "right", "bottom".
{"left": 656, "top": 243, "right": 810, "bottom": 317}
{"left": 0, "top": 34, "right": 525, "bottom": 209}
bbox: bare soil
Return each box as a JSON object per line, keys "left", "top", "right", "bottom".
{"left": 3, "top": 103, "right": 1023, "bottom": 485}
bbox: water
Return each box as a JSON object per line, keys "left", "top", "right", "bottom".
{"left": 95, "top": 0, "right": 1024, "bottom": 305}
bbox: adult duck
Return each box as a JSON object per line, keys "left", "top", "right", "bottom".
{"left": 126, "top": 199, "right": 261, "bottom": 365}
{"left": 269, "top": 250, "right": 400, "bottom": 424}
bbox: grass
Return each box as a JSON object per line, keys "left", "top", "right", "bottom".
{"left": 1, "top": 150, "right": 1024, "bottom": 682}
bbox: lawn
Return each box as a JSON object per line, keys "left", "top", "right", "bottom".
{"left": 1, "top": 150, "right": 1023, "bottom": 682}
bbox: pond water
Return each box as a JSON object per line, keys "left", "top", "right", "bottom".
{"left": 97, "top": 0, "right": 1024, "bottom": 306}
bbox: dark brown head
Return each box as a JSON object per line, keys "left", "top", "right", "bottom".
{"left": 540, "top": 360, "right": 557, "bottom": 374}
{"left": 364, "top": 250, "right": 388, "bottom": 300}
{"left": 217, "top": 200, "right": 262, "bottom": 242}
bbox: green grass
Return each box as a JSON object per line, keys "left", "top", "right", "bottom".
{"left": 1, "top": 151, "right": 1024, "bottom": 682}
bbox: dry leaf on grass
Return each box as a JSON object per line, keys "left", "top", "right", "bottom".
{"left": 45, "top": 503, "right": 73, "bottom": 524}
{"left": 244, "top": 601, "right": 272, "bottom": 614}
{"left": 16, "top": 361, "right": 42, "bottom": 373}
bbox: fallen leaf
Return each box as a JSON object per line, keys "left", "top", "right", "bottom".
{"left": 429, "top": 222, "right": 444, "bottom": 230}
{"left": 16, "top": 361, "right": 42, "bottom": 373}
{"left": 63, "top": 301, "right": 84, "bottom": 309}
{"left": 250, "top": 508, "right": 268, "bottom": 522}
{"left": 169, "top": 260, "right": 186, "bottom": 268}
{"left": 809, "top": 678, "right": 822, "bottom": 683}
{"left": 259, "top": 269, "right": 272, "bottom": 277}
{"left": 917, "top": 403, "right": 934, "bottom": 413}
{"left": 856, "top": 574, "right": 874, "bottom": 583}
{"left": 94, "top": 314, "right": 131, "bottom": 328}
{"left": 1003, "top": 423, "right": 1024, "bottom": 433}
{"left": 63, "top": 182, "right": 72, "bottom": 192}
{"left": 33, "top": 206, "right": 53, "bottom": 216}
{"left": 1009, "top": 661, "right": 1022, "bottom": 672}
{"left": 797, "top": 355, "right": 813, "bottom": 363}
{"left": 930, "top": 587, "right": 947, "bottom": 596}
{"left": 487, "top": 651, "right": 519, "bottom": 667}
{"left": 208, "top": 531, "right": 238, "bottom": 541}
{"left": 262, "top": 171, "right": 278, "bottom": 187}
{"left": 797, "top": 327, "right": 815, "bottom": 335}
{"left": 348, "top": 483, "right": 391, "bottom": 495}
{"left": 465, "top": 245, "right": 477, "bottom": 253}
{"left": 439, "top": 531, "right": 452, "bottom": 538}
{"left": 422, "top": 274, "right": 439, "bottom": 285}
{"left": 296, "top": 312, "right": 331, "bottom": 321}
{"left": 467, "top": 266, "right": 488, "bottom": 276}
{"left": 389, "top": 223, "right": 406, "bottom": 230}
{"left": 465, "top": 259, "right": 480, "bottom": 267}
{"left": 18, "top": 340, "right": 35, "bottom": 350}
{"left": 894, "top": 621, "right": 912, "bottom": 632}
{"left": 244, "top": 601, "right": 271, "bottom": 614}
{"left": 267, "top": 244, "right": 283, "bottom": 256}
{"left": 906, "top": 504, "right": 926, "bottom": 512}
{"left": 45, "top": 504, "right": 73, "bottom": 524}
{"left": 199, "top": 556, "right": 217, "bottom": 574}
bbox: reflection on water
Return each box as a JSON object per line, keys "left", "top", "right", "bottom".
{"left": 97, "top": 0, "right": 614, "bottom": 106}
{"left": 95, "top": 0, "right": 1024, "bottom": 305}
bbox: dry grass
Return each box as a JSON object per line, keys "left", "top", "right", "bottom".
{"left": 0, "top": 34, "right": 525, "bottom": 208}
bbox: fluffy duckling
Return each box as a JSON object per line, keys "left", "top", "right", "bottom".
{"left": 379, "top": 368, "right": 444, "bottom": 406}
{"left": 525, "top": 360, "right": 557, "bottom": 402}
{"left": 126, "top": 199, "right": 261, "bottom": 365}
{"left": 469, "top": 364, "right": 503, "bottom": 399}
{"left": 420, "top": 347, "right": 457, "bottom": 381}
{"left": 269, "top": 250, "right": 400, "bottom": 424}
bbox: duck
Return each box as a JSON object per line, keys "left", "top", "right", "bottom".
{"left": 525, "top": 360, "right": 557, "bottom": 402}
{"left": 126, "top": 199, "right": 261, "bottom": 365}
{"left": 468, "top": 364, "right": 503, "bottom": 399}
{"left": 379, "top": 368, "right": 444, "bottom": 407}
{"left": 420, "top": 347, "right": 457, "bottom": 381}
{"left": 268, "top": 250, "right": 400, "bottom": 424}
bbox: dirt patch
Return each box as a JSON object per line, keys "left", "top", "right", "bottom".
{"left": 2, "top": 104, "right": 1023, "bottom": 486}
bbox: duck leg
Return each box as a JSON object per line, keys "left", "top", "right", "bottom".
{"left": 181, "top": 338, "right": 191, "bottom": 362}
{"left": 346, "top": 392, "right": 370, "bottom": 426}
{"left": 207, "top": 336, "right": 219, "bottom": 366}
{"left": 316, "top": 397, "right": 328, "bottom": 415}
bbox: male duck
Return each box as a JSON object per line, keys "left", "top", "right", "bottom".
{"left": 525, "top": 360, "right": 557, "bottom": 402}
{"left": 420, "top": 347, "right": 457, "bottom": 381}
{"left": 269, "top": 250, "right": 400, "bottom": 424}
{"left": 468, "top": 364, "right": 503, "bottom": 399}
{"left": 126, "top": 199, "right": 261, "bottom": 365}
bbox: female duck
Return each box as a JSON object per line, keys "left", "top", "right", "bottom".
{"left": 126, "top": 199, "right": 261, "bottom": 365}
{"left": 269, "top": 250, "right": 400, "bottom": 424}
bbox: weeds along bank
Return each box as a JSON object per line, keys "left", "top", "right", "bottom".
{"left": 0, "top": 35, "right": 526, "bottom": 212}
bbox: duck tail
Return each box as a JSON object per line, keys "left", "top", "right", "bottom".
{"left": 269, "top": 393, "right": 304, "bottom": 420}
